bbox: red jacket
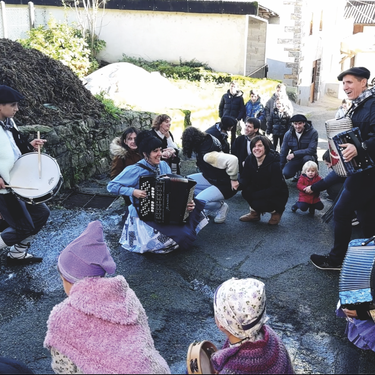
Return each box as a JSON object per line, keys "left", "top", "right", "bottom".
{"left": 297, "top": 174, "right": 322, "bottom": 204}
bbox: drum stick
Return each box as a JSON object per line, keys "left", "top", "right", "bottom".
{"left": 37, "top": 131, "right": 41, "bottom": 179}
{"left": 5, "top": 185, "right": 38, "bottom": 190}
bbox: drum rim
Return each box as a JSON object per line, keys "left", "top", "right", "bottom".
{"left": 186, "top": 340, "right": 217, "bottom": 375}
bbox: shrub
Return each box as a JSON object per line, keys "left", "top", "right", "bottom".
{"left": 94, "top": 91, "right": 122, "bottom": 119}
{"left": 19, "top": 18, "right": 99, "bottom": 78}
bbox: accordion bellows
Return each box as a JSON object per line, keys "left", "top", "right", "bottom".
{"left": 339, "top": 239, "right": 375, "bottom": 305}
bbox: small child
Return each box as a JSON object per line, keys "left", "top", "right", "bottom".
{"left": 44, "top": 221, "right": 170, "bottom": 374}
{"left": 291, "top": 161, "right": 324, "bottom": 215}
{"left": 211, "top": 278, "right": 294, "bottom": 374}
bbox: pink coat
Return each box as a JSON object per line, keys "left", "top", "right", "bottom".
{"left": 44, "top": 275, "right": 170, "bottom": 374}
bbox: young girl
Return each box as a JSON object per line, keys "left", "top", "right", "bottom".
{"left": 266, "top": 98, "right": 290, "bottom": 150}
{"left": 211, "top": 277, "right": 294, "bottom": 374}
{"left": 44, "top": 221, "right": 171, "bottom": 374}
{"left": 291, "top": 161, "right": 324, "bottom": 215}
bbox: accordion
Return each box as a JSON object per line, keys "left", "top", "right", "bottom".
{"left": 139, "top": 174, "right": 197, "bottom": 224}
{"left": 326, "top": 118, "right": 374, "bottom": 177}
{"left": 339, "top": 237, "right": 375, "bottom": 308}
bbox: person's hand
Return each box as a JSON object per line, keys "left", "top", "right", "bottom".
{"left": 342, "top": 308, "right": 358, "bottom": 318}
{"left": 0, "top": 177, "right": 5, "bottom": 190}
{"left": 162, "top": 148, "right": 176, "bottom": 159}
{"left": 339, "top": 143, "right": 357, "bottom": 162}
{"left": 304, "top": 186, "right": 313, "bottom": 194}
{"left": 186, "top": 200, "right": 195, "bottom": 212}
{"left": 231, "top": 180, "right": 239, "bottom": 190}
{"left": 132, "top": 189, "right": 147, "bottom": 199}
{"left": 160, "top": 128, "right": 171, "bottom": 138}
{"left": 30, "top": 138, "right": 47, "bottom": 150}
{"left": 286, "top": 153, "right": 295, "bottom": 161}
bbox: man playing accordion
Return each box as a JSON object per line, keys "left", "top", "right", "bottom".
{"left": 311, "top": 67, "right": 375, "bottom": 270}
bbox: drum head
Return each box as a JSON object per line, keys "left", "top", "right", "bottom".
{"left": 9, "top": 153, "right": 61, "bottom": 199}
{"left": 187, "top": 340, "right": 217, "bottom": 374}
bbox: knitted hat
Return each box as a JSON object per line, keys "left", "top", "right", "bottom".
{"left": 290, "top": 114, "right": 307, "bottom": 123}
{"left": 337, "top": 67, "right": 370, "bottom": 81}
{"left": 58, "top": 221, "right": 116, "bottom": 284}
{"left": 214, "top": 278, "right": 268, "bottom": 341}
{"left": 220, "top": 116, "right": 237, "bottom": 131}
{"left": 0, "top": 85, "right": 24, "bottom": 104}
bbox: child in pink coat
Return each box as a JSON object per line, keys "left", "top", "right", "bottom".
{"left": 291, "top": 161, "right": 324, "bottom": 215}
{"left": 44, "top": 221, "right": 170, "bottom": 374}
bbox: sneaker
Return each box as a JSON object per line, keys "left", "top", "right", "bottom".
{"left": 351, "top": 217, "right": 359, "bottom": 226}
{"left": 6, "top": 241, "right": 43, "bottom": 266}
{"left": 291, "top": 204, "right": 298, "bottom": 213}
{"left": 310, "top": 254, "right": 342, "bottom": 271}
{"left": 214, "top": 202, "right": 229, "bottom": 224}
{"left": 292, "top": 171, "right": 301, "bottom": 182}
{"left": 7, "top": 253, "right": 43, "bottom": 266}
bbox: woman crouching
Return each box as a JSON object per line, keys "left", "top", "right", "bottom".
{"left": 240, "top": 135, "right": 289, "bottom": 225}
{"left": 107, "top": 131, "right": 208, "bottom": 254}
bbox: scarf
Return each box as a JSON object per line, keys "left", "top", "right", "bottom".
{"left": 0, "top": 118, "right": 14, "bottom": 131}
{"left": 348, "top": 87, "right": 375, "bottom": 117}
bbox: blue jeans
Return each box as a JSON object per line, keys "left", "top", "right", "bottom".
{"left": 188, "top": 173, "right": 224, "bottom": 214}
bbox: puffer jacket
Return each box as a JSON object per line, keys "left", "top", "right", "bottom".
{"left": 280, "top": 122, "right": 318, "bottom": 169}
{"left": 296, "top": 174, "right": 322, "bottom": 204}
{"left": 245, "top": 98, "right": 265, "bottom": 122}
{"left": 264, "top": 94, "right": 293, "bottom": 125}
{"left": 109, "top": 137, "right": 142, "bottom": 179}
{"left": 219, "top": 90, "right": 246, "bottom": 121}
{"left": 267, "top": 108, "right": 290, "bottom": 136}
{"left": 241, "top": 149, "right": 289, "bottom": 202}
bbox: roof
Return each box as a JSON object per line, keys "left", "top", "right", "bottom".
{"left": 344, "top": 1, "right": 375, "bottom": 24}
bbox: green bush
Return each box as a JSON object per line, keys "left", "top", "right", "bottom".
{"left": 19, "top": 18, "right": 102, "bottom": 78}
{"left": 94, "top": 91, "right": 122, "bottom": 119}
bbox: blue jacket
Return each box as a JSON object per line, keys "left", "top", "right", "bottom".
{"left": 245, "top": 98, "right": 265, "bottom": 122}
{"left": 280, "top": 122, "right": 318, "bottom": 169}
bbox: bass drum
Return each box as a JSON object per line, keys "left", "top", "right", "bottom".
{"left": 9, "top": 152, "right": 63, "bottom": 204}
{"left": 187, "top": 340, "right": 217, "bottom": 374}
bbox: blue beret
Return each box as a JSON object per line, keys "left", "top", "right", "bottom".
{"left": 337, "top": 67, "right": 370, "bottom": 81}
{"left": 0, "top": 85, "right": 24, "bottom": 104}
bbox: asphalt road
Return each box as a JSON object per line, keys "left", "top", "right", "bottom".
{"left": 1, "top": 98, "right": 375, "bottom": 374}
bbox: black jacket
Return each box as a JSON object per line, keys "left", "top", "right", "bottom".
{"left": 241, "top": 149, "right": 289, "bottom": 202}
{"left": 219, "top": 90, "right": 246, "bottom": 121}
{"left": 205, "top": 124, "right": 230, "bottom": 154}
{"left": 267, "top": 109, "right": 290, "bottom": 136}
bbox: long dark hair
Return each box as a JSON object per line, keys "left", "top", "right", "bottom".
{"left": 182, "top": 126, "right": 207, "bottom": 158}
{"left": 120, "top": 127, "right": 139, "bottom": 150}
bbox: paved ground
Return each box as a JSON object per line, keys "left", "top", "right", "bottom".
{"left": 1, "top": 96, "right": 375, "bottom": 374}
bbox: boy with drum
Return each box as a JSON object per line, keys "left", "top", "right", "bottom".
{"left": 0, "top": 85, "right": 49, "bottom": 265}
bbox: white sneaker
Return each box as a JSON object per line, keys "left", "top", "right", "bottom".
{"left": 214, "top": 202, "right": 229, "bottom": 224}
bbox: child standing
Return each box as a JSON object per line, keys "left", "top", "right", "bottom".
{"left": 211, "top": 277, "right": 294, "bottom": 374}
{"left": 266, "top": 99, "right": 290, "bottom": 150}
{"left": 291, "top": 161, "right": 324, "bottom": 215}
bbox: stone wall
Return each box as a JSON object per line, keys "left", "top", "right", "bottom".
{"left": 19, "top": 111, "right": 155, "bottom": 189}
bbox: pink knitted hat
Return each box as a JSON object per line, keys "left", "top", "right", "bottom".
{"left": 58, "top": 221, "right": 116, "bottom": 283}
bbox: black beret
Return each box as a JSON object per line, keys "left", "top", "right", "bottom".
{"left": 290, "top": 114, "right": 307, "bottom": 123}
{"left": 0, "top": 85, "right": 24, "bottom": 104}
{"left": 220, "top": 116, "right": 237, "bottom": 130}
{"left": 337, "top": 67, "right": 370, "bottom": 81}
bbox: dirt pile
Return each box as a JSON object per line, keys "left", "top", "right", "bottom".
{"left": 0, "top": 39, "right": 104, "bottom": 125}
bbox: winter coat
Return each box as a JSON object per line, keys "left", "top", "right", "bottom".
{"left": 296, "top": 174, "right": 322, "bottom": 204}
{"left": 219, "top": 90, "right": 246, "bottom": 121}
{"left": 267, "top": 108, "right": 290, "bottom": 136}
{"left": 241, "top": 149, "right": 289, "bottom": 203}
{"left": 280, "top": 122, "right": 318, "bottom": 169}
{"left": 264, "top": 94, "right": 293, "bottom": 125}
{"left": 0, "top": 119, "right": 34, "bottom": 194}
{"left": 196, "top": 134, "right": 237, "bottom": 199}
{"left": 44, "top": 276, "right": 171, "bottom": 374}
{"left": 205, "top": 124, "right": 230, "bottom": 154}
{"left": 211, "top": 325, "right": 294, "bottom": 374}
{"left": 245, "top": 98, "right": 265, "bottom": 122}
{"left": 109, "top": 137, "right": 142, "bottom": 179}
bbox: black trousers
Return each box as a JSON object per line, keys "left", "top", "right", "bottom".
{"left": 0, "top": 193, "right": 50, "bottom": 246}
